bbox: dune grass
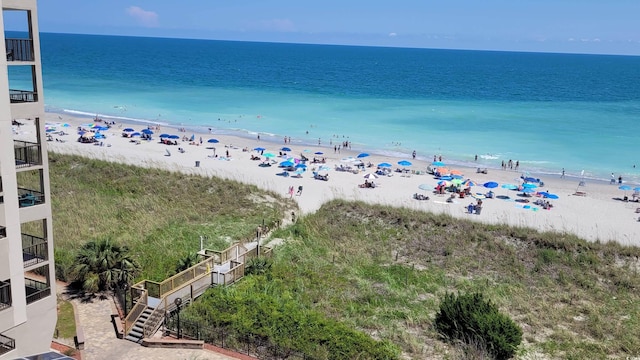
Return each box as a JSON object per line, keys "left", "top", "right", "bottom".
{"left": 269, "top": 200, "right": 640, "bottom": 359}
{"left": 47, "top": 153, "right": 640, "bottom": 358}
{"left": 48, "top": 153, "right": 294, "bottom": 282}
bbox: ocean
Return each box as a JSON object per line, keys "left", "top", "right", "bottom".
{"left": 22, "top": 33, "right": 640, "bottom": 183}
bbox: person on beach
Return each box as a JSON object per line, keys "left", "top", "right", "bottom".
{"left": 288, "top": 186, "right": 294, "bottom": 199}
{"left": 561, "top": 168, "right": 565, "bottom": 178}
{"left": 619, "top": 176, "right": 623, "bottom": 185}
{"left": 412, "top": 150, "right": 416, "bottom": 159}
{"left": 297, "top": 185, "right": 303, "bottom": 196}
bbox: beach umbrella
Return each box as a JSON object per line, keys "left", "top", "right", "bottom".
{"left": 451, "top": 178, "right": 464, "bottom": 186}
{"left": 377, "top": 162, "right": 392, "bottom": 168}
{"left": 207, "top": 138, "right": 219, "bottom": 143}
{"left": 432, "top": 161, "right": 446, "bottom": 167}
{"left": 295, "top": 163, "right": 307, "bottom": 169}
{"left": 254, "top": 147, "right": 266, "bottom": 151}
{"left": 159, "top": 134, "right": 170, "bottom": 138}
{"left": 123, "top": 128, "right": 135, "bottom": 132}
{"left": 439, "top": 176, "right": 453, "bottom": 181}
{"left": 501, "top": 184, "right": 518, "bottom": 190}
{"left": 131, "top": 132, "right": 141, "bottom": 137}
{"left": 521, "top": 188, "right": 535, "bottom": 193}
{"left": 483, "top": 181, "right": 499, "bottom": 188}
{"left": 141, "top": 129, "right": 154, "bottom": 135}
{"left": 523, "top": 177, "right": 537, "bottom": 183}
{"left": 522, "top": 183, "right": 538, "bottom": 189}
{"left": 539, "top": 192, "right": 559, "bottom": 199}
{"left": 95, "top": 126, "right": 109, "bottom": 131}
{"left": 464, "top": 180, "right": 479, "bottom": 186}
{"left": 363, "top": 173, "right": 378, "bottom": 179}
{"left": 418, "top": 184, "right": 431, "bottom": 191}
{"left": 437, "top": 180, "right": 449, "bottom": 186}
{"left": 263, "top": 152, "right": 275, "bottom": 158}
{"left": 634, "top": 187, "right": 640, "bottom": 192}
{"left": 398, "top": 160, "right": 412, "bottom": 167}
{"left": 280, "top": 160, "right": 294, "bottom": 167}
{"left": 281, "top": 147, "right": 292, "bottom": 152}
{"left": 168, "top": 135, "right": 180, "bottom": 139}
{"left": 357, "top": 153, "right": 370, "bottom": 158}
{"left": 618, "top": 185, "right": 632, "bottom": 191}
{"left": 46, "top": 128, "right": 56, "bottom": 133}
{"left": 314, "top": 151, "right": 324, "bottom": 155}
{"left": 450, "top": 169, "right": 463, "bottom": 176}
{"left": 451, "top": 174, "right": 464, "bottom": 179}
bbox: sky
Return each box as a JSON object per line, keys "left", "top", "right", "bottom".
{"left": 7, "top": 0, "right": 640, "bottom": 55}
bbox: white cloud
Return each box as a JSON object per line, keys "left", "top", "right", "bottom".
{"left": 388, "top": 32, "right": 397, "bottom": 37}
{"left": 256, "top": 19, "right": 296, "bottom": 32}
{"left": 126, "top": 6, "right": 159, "bottom": 28}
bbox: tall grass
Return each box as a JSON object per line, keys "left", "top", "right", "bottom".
{"left": 48, "top": 153, "right": 294, "bottom": 281}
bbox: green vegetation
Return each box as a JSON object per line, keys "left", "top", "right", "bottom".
{"left": 435, "top": 292, "right": 522, "bottom": 359}
{"left": 55, "top": 299, "right": 76, "bottom": 339}
{"left": 49, "top": 153, "right": 292, "bottom": 282}
{"left": 49, "top": 153, "right": 640, "bottom": 359}
{"left": 71, "top": 237, "right": 139, "bottom": 292}
{"left": 182, "top": 276, "right": 399, "bottom": 359}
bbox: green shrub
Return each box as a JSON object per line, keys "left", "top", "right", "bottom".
{"left": 435, "top": 292, "right": 522, "bottom": 360}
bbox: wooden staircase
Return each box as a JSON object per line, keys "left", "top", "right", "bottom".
{"left": 122, "top": 242, "right": 272, "bottom": 343}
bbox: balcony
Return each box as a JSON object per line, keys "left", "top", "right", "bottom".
{"left": 18, "top": 188, "right": 44, "bottom": 208}
{"left": 5, "top": 38, "right": 34, "bottom": 62}
{"left": 25, "top": 278, "right": 50, "bottom": 304}
{"left": 9, "top": 89, "right": 38, "bottom": 103}
{"left": 0, "top": 333, "right": 15, "bottom": 356}
{"left": 14, "top": 140, "right": 42, "bottom": 168}
{"left": 22, "top": 233, "right": 48, "bottom": 267}
{"left": 0, "top": 226, "right": 6, "bottom": 239}
{"left": 0, "top": 280, "right": 11, "bottom": 311}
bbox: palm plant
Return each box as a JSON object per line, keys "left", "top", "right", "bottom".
{"left": 71, "top": 237, "right": 139, "bottom": 292}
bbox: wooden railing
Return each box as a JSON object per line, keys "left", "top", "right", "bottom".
{"left": 124, "top": 290, "right": 148, "bottom": 335}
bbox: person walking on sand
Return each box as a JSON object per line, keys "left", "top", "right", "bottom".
{"left": 412, "top": 150, "right": 416, "bottom": 160}
{"left": 561, "top": 168, "right": 565, "bottom": 178}
{"left": 296, "top": 185, "right": 303, "bottom": 196}
{"left": 288, "top": 185, "right": 294, "bottom": 199}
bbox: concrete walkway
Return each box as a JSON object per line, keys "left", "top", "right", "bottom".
{"left": 71, "top": 295, "right": 238, "bottom": 360}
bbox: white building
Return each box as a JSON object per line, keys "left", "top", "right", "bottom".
{"left": 1, "top": 0, "right": 58, "bottom": 358}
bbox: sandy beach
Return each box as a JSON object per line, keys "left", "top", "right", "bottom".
{"left": 21, "top": 113, "right": 640, "bottom": 245}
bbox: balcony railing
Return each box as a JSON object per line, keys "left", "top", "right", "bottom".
{"left": 18, "top": 188, "right": 45, "bottom": 208}
{"left": 25, "top": 278, "right": 50, "bottom": 304}
{"left": 0, "top": 333, "right": 15, "bottom": 356}
{"left": 9, "top": 89, "right": 38, "bottom": 103}
{"left": 0, "top": 281, "right": 11, "bottom": 311}
{"left": 22, "top": 234, "right": 48, "bottom": 267}
{"left": 14, "top": 140, "right": 42, "bottom": 168}
{"left": 0, "top": 226, "right": 6, "bottom": 239}
{"left": 5, "top": 38, "right": 34, "bottom": 62}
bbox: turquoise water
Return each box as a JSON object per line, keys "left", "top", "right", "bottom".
{"left": 33, "top": 33, "right": 640, "bottom": 182}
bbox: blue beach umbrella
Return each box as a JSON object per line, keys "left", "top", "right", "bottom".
{"left": 502, "top": 184, "right": 518, "bottom": 190}
{"left": 634, "top": 187, "right": 640, "bottom": 192}
{"left": 280, "top": 160, "right": 294, "bottom": 167}
{"left": 522, "top": 183, "right": 538, "bottom": 189}
{"left": 281, "top": 147, "right": 292, "bottom": 152}
{"left": 465, "top": 180, "right": 479, "bottom": 186}
{"left": 483, "top": 181, "right": 499, "bottom": 188}
{"left": 619, "top": 185, "right": 632, "bottom": 191}
{"left": 398, "top": 160, "right": 412, "bottom": 167}
{"left": 523, "top": 177, "right": 538, "bottom": 183}
{"left": 159, "top": 134, "right": 170, "bottom": 138}
{"left": 432, "top": 161, "right": 446, "bottom": 167}
{"left": 295, "top": 163, "right": 307, "bottom": 169}
{"left": 539, "top": 192, "right": 559, "bottom": 199}
{"left": 439, "top": 176, "right": 453, "bottom": 181}
{"left": 314, "top": 151, "right": 324, "bottom": 155}
{"left": 521, "top": 188, "right": 535, "bottom": 194}
{"left": 141, "top": 129, "right": 154, "bottom": 135}
{"left": 167, "top": 134, "right": 180, "bottom": 139}
{"left": 378, "top": 162, "right": 392, "bottom": 168}
{"left": 254, "top": 147, "right": 266, "bottom": 151}
{"left": 263, "top": 152, "right": 275, "bottom": 158}
{"left": 357, "top": 153, "right": 370, "bottom": 158}
{"left": 131, "top": 132, "right": 141, "bottom": 137}
{"left": 123, "top": 128, "right": 135, "bottom": 132}
{"left": 451, "top": 174, "right": 464, "bottom": 179}
{"left": 207, "top": 138, "right": 219, "bottom": 143}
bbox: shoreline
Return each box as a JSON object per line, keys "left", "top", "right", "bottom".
{"left": 46, "top": 107, "right": 637, "bottom": 185}
{"left": 30, "top": 111, "right": 640, "bottom": 245}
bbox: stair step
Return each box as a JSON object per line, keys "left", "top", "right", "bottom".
{"left": 125, "top": 335, "right": 141, "bottom": 343}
